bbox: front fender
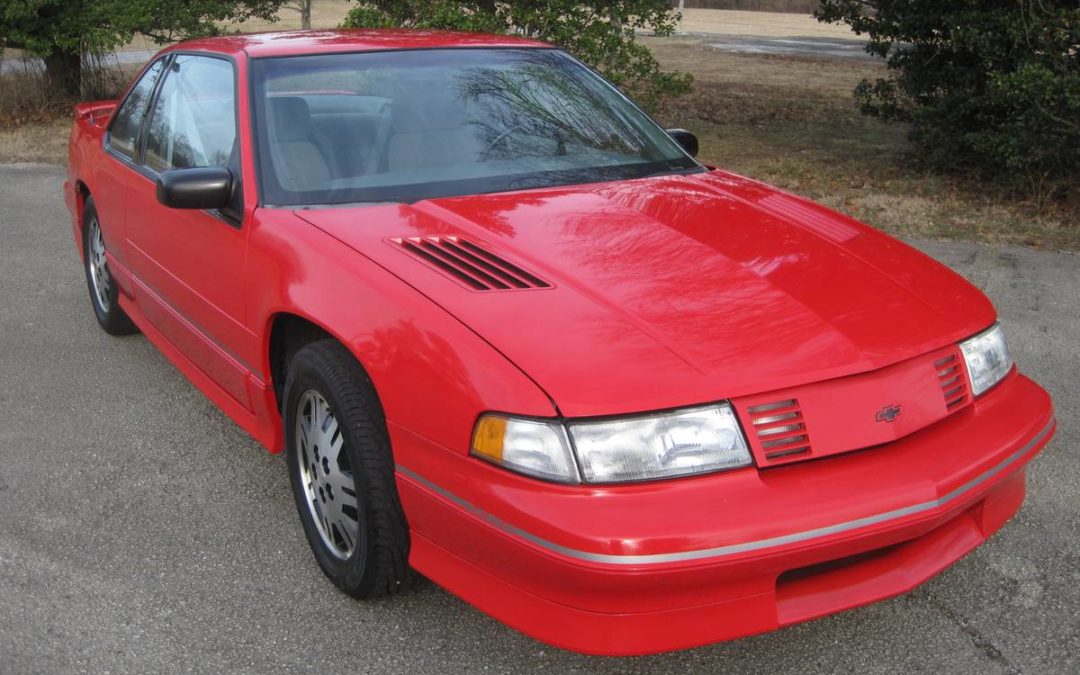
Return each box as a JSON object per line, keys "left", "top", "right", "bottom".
{"left": 245, "top": 209, "right": 557, "bottom": 456}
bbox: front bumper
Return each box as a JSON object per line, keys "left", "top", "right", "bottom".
{"left": 392, "top": 372, "right": 1055, "bottom": 655}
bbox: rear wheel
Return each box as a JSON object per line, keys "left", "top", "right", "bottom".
{"left": 83, "top": 198, "right": 137, "bottom": 335}
{"left": 284, "top": 340, "right": 413, "bottom": 598}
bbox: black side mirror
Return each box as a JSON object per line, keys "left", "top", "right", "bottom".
{"left": 666, "top": 128, "right": 699, "bottom": 158}
{"left": 156, "top": 167, "right": 233, "bottom": 210}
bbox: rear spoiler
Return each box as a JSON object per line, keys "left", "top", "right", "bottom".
{"left": 74, "top": 100, "right": 118, "bottom": 128}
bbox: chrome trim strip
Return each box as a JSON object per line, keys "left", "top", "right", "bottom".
{"left": 396, "top": 418, "right": 1054, "bottom": 566}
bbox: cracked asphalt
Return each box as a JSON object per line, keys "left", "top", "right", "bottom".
{"left": 0, "top": 163, "right": 1077, "bottom": 673}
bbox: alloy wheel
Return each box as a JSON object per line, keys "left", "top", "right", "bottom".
{"left": 87, "top": 216, "right": 111, "bottom": 312}
{"left": 295, "top": 390, "right": 360, "bottom": 559}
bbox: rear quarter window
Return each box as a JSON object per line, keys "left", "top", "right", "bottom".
{"left": 107, "top": 59, "right": 165, "bottom": 160}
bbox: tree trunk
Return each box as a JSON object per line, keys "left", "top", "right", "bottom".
{"left": 301, "top": 1, "right": 312, "bottom": 30}
{"left": 44, "top": 49, "right": 81, "bottom": 98}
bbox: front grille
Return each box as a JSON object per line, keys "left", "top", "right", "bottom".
{"left": 391, "top": 236, "right": 551, "bottom": 291}
{"left": 736, "top": 345, "right": 974, "bottom": 469}
{"left": 747, "top": 399, "right": 812, "bottom": 461}
{"left": 935, "top": 352, "right": 969, "bottom": 409}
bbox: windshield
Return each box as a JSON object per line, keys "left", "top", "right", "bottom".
{"left": 250, "top": 48, "right": 700, "bottom": 206}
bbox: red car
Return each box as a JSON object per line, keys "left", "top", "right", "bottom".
{"left": 65, "top": 30, "right": 1055, "bottom": 655}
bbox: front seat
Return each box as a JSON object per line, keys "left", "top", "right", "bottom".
{"left": 267, "top": 96, "right": 336, "bottom": 193}
{"left": 388, "top": 80, "right": 480, "bottom": 173}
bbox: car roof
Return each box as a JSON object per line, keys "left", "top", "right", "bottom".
{"left": 165, "top": 29, "right": 551, "bottom": 59}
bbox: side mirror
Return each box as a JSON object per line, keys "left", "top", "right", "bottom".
{"left": 666, "top": 128, "right": 699, "bottom": 158}
{"left": 156, "top": 167, "right": 232, "bottom": 210}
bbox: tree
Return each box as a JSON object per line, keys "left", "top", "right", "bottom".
{"left": 816, "top": 0, "right": 1080, "bottom": 202}
{"left": 341, "top": 1, "right": 692, "bottom": 110}
{"left": 283, "top": 0, "right": 313, "bottom": 29}
{"left": 0, "top": 1, "right": 285, "bottom": 97}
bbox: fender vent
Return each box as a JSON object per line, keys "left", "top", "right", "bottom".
{"left": 746, "top": 399, "right": 812, "bottom": 462}
{"left": 391, "top": 236, "right": 551, "bottom": 291}
{"left": 935, "top": 352, "right": 969, "bottom": 409}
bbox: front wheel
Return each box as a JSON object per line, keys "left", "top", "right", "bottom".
{"left": 284, "top": 340, "right": 413, "bottom": 598}
{"left": 83, "top": 198, "right": 137, "bottom": 335}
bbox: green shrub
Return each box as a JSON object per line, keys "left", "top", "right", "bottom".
{"left": 341, "top": 1, "right": 692, "bottom": 111}
{"left": 816, "top": 0, "right": 1080, "bottom": 203}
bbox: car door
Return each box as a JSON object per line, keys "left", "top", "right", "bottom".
{"left": 124, "top": 53, "right": 256, "bottom": 410}
{"left": 97, "top": 58, "right": 167, "bottom": 289}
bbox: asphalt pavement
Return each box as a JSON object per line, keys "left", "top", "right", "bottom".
{"left": 701, "top": 35, "right": 877, "bottom": 60}
{"left": 0, "top": 163, "right": 1077, "bottom": 673}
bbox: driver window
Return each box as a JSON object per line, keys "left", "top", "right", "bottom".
{"left": 144, "top": 55, "right": 236, "bottom": 174}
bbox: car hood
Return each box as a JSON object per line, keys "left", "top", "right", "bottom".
{"left": 295, "top": 170, "right": 996, "bottom": 417}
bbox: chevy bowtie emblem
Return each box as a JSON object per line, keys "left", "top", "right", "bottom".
{"left": 875, "top": 404, "right": 902, "bottom": 423}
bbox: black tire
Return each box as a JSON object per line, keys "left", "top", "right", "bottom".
{"left": 82, "top": 198, "right": 137, "bottom": 335}
{"left": 284, "top": 339, "right": 413, "bottom": 598}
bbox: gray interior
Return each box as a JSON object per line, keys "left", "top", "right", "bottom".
{"left": 266, "top": 86, "right": 489, "bottom": 190}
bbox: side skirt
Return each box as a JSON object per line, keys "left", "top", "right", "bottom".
{"left": 116, "top": 277, "right": 284, "bottom": 453}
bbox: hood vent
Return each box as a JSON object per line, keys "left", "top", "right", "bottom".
{"left": 746, "top": 399, "right": 812, "bottom": 462}
{"left": 935, "top": 352, "right": 969, "bottom": 410}
{"left": 391, "top": 236, "right": 551, "bottom": 291}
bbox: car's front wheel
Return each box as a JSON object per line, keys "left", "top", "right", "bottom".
{"left": 284, "top": 340, "right": 413, "bottom": 598}
{"left": 82, "top": 198, "right": 137, "bottom": 335}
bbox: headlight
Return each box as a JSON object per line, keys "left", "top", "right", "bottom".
{"left": 959, "top": 323, "right": 1013, "bottom": 396}
{"left": 568, "top": 404, "right": 752, "bottom": 483}
{"left": 471, "top": 414, "right": 580, "bottom": 483}
{"left": 471, "top": 403, "right": 752, "bottom": 484}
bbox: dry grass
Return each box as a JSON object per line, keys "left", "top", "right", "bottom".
{"left": 0, "top": 118, "right": 70, "bottom": 165}
{"left": 0, "top": 58, "right": 136, "bottom": 165}
{"left": 677, "top": 9, "right": 861, "bottom": 39}
{"left": 0, "top": 63, "right": 76, "bottom": 166}
{"left": 646, "top": 37, "right": 1080, "bottom": 250}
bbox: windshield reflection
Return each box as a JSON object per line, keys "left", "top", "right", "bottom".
{"left": 252, "top": 48, "right": 699, "bottom": 206}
